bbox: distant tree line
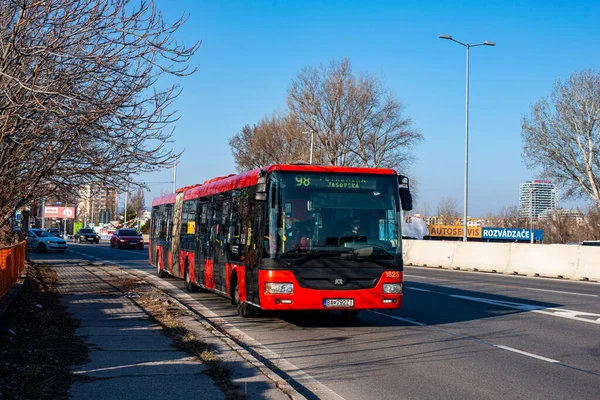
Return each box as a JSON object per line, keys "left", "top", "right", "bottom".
{"left": 229, "top": 58, "right": 423, "bottom": 173}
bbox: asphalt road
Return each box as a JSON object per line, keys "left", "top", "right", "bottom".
{"left": 29, "top": 242, "right": 600, "bottom": 400}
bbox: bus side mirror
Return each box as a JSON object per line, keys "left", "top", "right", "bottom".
{"left": 398, "top": 175, "right": 413, "bottom": 211}
{"left": 255, "top": 172, "right": 267, "bottom": 201}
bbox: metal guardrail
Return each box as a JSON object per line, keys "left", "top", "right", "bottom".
{"left": 0, "top": 241, "right": 26, "bottom": 300}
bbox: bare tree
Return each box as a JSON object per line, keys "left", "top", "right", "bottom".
{"left": 522, "top": 69, "right": 600, "bottom": 209}
{"left": 437, "top": 197, "right": 460, "bottom": 225}
{"left": 287, "top": 58, "right": 422, "bottom": 169}
{"left": 129, "top": 188, "right": 146, "bottom": 220}
{"left": 582, "top": 206, "right": 600, "bottom": 241}
{"left": 484, "top": 206, "right": 528, "bottom": 228}
{"left": 229, "top": 112, "right": 316, "bottom": 172}
{"left": 0, "top": 0, "right": 199, "bottom": 242}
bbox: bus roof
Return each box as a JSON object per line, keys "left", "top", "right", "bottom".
{"left": 152, "top": 164, "right": 398, "bottom": 206}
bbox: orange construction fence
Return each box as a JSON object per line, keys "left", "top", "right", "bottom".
{"left": 0, "top": 241, "right": 26, "bottom": 301}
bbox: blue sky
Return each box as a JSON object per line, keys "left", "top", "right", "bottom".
{"left": 141, "top": 0, "right": 600, "bottom": 216}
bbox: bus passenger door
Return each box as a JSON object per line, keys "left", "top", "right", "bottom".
{"left": 212, "top": 198, "right": 229, "bottom": 294}
{"left": 195, "top": 201, "right": 209, "bottom": 286}
{"left": 162, "top": 204, "right": 173, "bottom": 271}
{"left": 245, "top": 199, "right": 263, "bottom": 305}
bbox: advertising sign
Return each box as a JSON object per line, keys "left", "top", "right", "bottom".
{"left": 427, "top": 225, "right": 482, "bottom": 238}
{"left": 482, "top": 227, "right": 544, "bottom": 242}
{"left": 44, "top": 206, "right": 75, "bottom": 220}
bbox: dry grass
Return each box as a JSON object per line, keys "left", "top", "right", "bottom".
{"left": 102, "top": 269, "right": 246, "bottom": 400}
{"left": 0, "top": 264, "right": 89, "bottom": 400}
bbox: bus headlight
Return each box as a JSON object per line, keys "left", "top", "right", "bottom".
{"left": 383, "top": 283, "right": 403, "bottom": 294}
{"left": 265, "top": 283, "right": 294, "bottom": 294}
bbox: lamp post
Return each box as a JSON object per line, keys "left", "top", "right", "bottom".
{"left": 172, "top": 161, "right": 177, "bottom": 193}
{"left": 439, "top": 34, "right": 495, "bottom": 242}
{"left": 530, "top": 185, "right": 534, "bottom": 244}
{"left": 302, "top": 131, "right": 315, "bottom": 164}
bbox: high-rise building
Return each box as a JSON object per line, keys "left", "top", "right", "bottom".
{"left": 519, "top": 180, "right": 558, "bottom": 219}
{"left": 77, "top": 185, "right": 118, "bottom": 225}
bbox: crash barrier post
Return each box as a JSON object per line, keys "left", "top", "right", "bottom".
{"left": 0, "top": 241, "right": 27, "bottom": 301}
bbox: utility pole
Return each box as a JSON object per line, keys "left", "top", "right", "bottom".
{"left": 173, "top": 162, "right": 177, "bottom": 193}
{"left": 41, "top": 198, "right": 46, "bottom": 229}
{"left": 124, "top": 184, "right": 129, "bottom": 227}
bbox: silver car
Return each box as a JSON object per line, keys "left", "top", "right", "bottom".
{"left": 27, "top": 229, "right": 68, "bottom": 253}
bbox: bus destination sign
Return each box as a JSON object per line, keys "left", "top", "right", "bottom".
{"left": 293, "top": 174, "right": 377, "bottom": 190}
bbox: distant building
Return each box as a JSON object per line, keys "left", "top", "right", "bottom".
{"left": 538, "top": 209, "right": 585, "bottom": 225}
{"left": 77, "top": 185, "right": 118, "bottom": 226}
{"left": 519, "top": 180, "right": 557, "bottom": 219}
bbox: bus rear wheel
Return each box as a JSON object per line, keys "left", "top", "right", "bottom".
{"left": 184, "top": 266, "right": 198, "bottom": 292}
{"left": 234, "top": 282, "right": 255, "bottom": 318}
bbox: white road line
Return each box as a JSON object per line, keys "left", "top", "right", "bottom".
{"left": 523, "top": 287, "right": 598, "bottom": 297}
{"left": 449, "top": 294, "right": 600, "bottom": 325}
{"left": 493, "top": 345, "right": 559, "bottom": 363}
{"left": 404, "top": 274, "right": 436, "bottom": 280}
{"left": 406, "top": 287, "right": 431, "bottom": 292}
{"left": 370, "top": 311, "right": 561, "bottom": 364}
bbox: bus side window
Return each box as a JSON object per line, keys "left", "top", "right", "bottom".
{"left": 228, "top": 190, "right": 244, "bottom": 262}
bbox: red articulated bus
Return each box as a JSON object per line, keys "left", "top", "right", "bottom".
{"left": 150, "top": 164, "right": 413, "bottom": 319}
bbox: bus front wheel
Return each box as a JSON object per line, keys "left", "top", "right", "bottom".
{"left": 157, "top": 254, "right": 168, "bottom": 278}
{"left": 340, "top": 310, "right": 360, "bottom": 320}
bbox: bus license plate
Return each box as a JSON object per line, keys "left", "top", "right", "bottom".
{"left": 323, "top": 299, "right": 354, "bottom": 308}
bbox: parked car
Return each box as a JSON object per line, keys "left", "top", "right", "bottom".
{"left": 27, "top": 229, "right": 68, "bottom": 253}
{"left": 46, "top": 228, "right": 63, "bottom": 238}
{"left": 111, "top": 229, "right": 144, "bottom": 249}
{"left": 73, "top": 228, "right": 100, "bottom": 244}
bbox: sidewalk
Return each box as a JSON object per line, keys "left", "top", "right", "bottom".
{"left": 48, "top": 260, "right": 292, "bottom": 400}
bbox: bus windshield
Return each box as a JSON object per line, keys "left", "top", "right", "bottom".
{"left": 266, "top": 171, "right": 402, "bottom": 259}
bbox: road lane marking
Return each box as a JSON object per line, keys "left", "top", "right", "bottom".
{"left": 405, "top": 271, "right": 599, "bottom": 296}
{"left": 523, "top": 287, "right": 598, "bottom": 297}
{"left": 449, "top": 295, "right": 600, "bottom": 325}
{"left": 405, "top": 287, "right": 431, "bottom": 292}
{"left": 493, "top": 345, "right": 559, "bottom": 363}
{"left": 370, "top": 311, "right": 561, "bottom": 364}
{"left": 404, "top": 274, "right": 436, "bottom": 280}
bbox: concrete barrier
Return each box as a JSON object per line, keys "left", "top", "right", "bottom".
{"left": 573, "top": 246, "right": 600, "bottom": 281}
{"left": 451, "top": 241, "right": 511, "bottom": 273}
{"left": 403, "top": 240, "right": 455, "bottom": 268}
{"left": 403, "top": 240, "right": 600, "bottom": 282}
{"left": 507, "top": 243, "right": 579, "bottom": 279}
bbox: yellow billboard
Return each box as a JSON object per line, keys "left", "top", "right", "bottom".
{"left": 427, "top": 225, "right": 482, "bottom": 238}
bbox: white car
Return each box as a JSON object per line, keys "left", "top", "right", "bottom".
{"left": 27, "top": 229, "right": 68, "bottom": 253}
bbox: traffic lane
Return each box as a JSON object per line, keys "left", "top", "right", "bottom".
{"left": 295, "top": 310, "right": 600, "bottom": 400}
{"left": 173, "top": 286, "right": 600, "bottom": 400}
{"left": 396, "top": 289, "right": 600, "bottom": 375}
{"left": 155, "top": 275, "right": 600, "bottom": 400}
{"left": 66, "top": 242, "right": 152, "bottom": 271}
{"left": 405, "top": 265, "right": 600, "bottom": 300}
{"left": 154, "top": 265, "right": 600, "bottom": 381}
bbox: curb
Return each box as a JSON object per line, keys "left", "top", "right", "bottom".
{"left": 0, "top": 261, "right": 29, "bottom": 331}
{"left": 119, "top": 267, "right": 308, "bottom": 400}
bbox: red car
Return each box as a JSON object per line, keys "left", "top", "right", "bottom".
{"left": 110, "top": 228, "right": 144, "bottom": 249}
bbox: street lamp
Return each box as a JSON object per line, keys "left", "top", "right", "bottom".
{"left": 302, "top": 131, "right": 315, "bottom": 164}
{"left": 439, "top": 34, "right": 495, "bottom": 242}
